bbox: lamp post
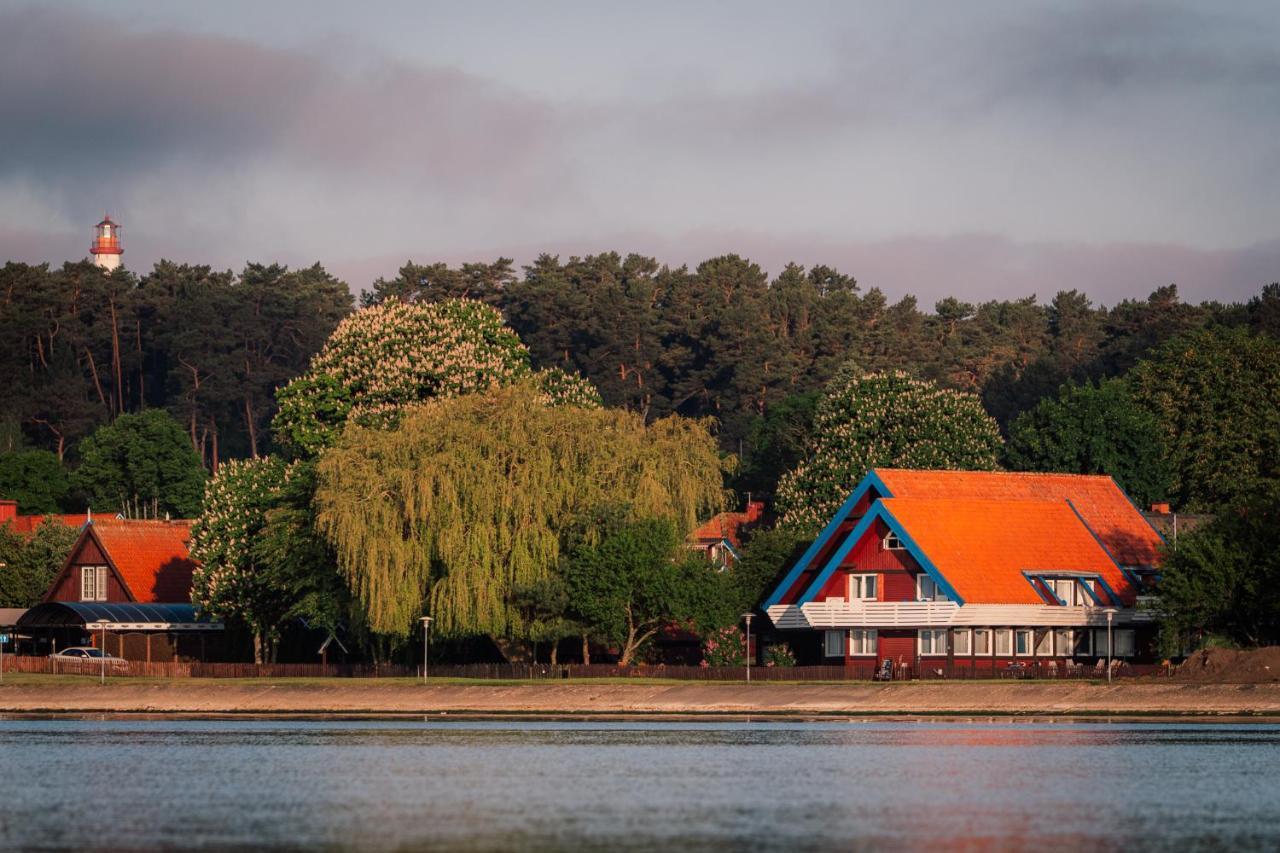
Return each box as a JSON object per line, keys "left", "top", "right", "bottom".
{"left": 1104, "top": 609, "right": 1116, "bottom": 684}
{"left": 419, "top": 616, "right": 433, "bottom": 684}
{"left": 100, "top": 622, "right": 106, "bottom": 685}
{"left": 741, "top": 612, "right": 754, "bottom": 683}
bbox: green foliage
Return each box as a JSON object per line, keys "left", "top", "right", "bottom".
{"left": 191, "top": 457, "right": 347, "bottom": 660}
{"left": 1005, "top": 378, "right": 1171, "bottom": 506}
{"left": 0, "top": 519, "right": 79, "bottom": 607}
{"left": 735, "top": 391, "right": 819, "bottom": 499}
{"left": 1129, "top": 327, "right": 1280, "bottom": 510}
{"left": 0, "top": 450, "right": 71, "bottom": 513}
{"left": 73, "top": 409, "right": 206, "bottom": 518}
{"left": 776, "top": 367, "right": 1003, "bottom": 531}
{"left": 700, "top": 625, "right": 746, "bottom": 667}
{"left": 562, "top": 515, "right": 725, "bottom": 665}
{"left": 315, "top": 381, "right": 727, "bottom": 640}
{"left": 765, "top": 643, "right": 797, "bottom": 667}
{"left": 1155, "top": 485, "right": 1280, "bottom": 651}
{"left": 272, "top": 298, "right": 597, "bottom": 457}
{"left": 726, "top": 526, "right": 810, "bottom": 613}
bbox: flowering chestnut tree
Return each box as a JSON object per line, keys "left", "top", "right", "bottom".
{"left": 776, "top": 367, "right": 1002, "bottom": 531}
{"left": 190, "top": 456, "right": 289, "bottom": 663}
{"left": 272, "top": 298, "right": 598, "bottom": 456}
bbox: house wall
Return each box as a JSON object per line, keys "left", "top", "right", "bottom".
{"left": 47, "top": 563, "right": 129, "bottom": 602}
{"left": 813, "top": 518, "right": 921, "bottom": 602}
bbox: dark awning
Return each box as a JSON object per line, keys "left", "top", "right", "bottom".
{"left": 18, "top": 602, "right": 223, "bottom": 632}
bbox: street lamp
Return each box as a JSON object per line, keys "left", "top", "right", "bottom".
{"left": 741, "top": 612, "right": 755, "bottom": 683}
{"left": 99, "top": 621, "right": 106, "bottom": 685}
{"left": 1104, "top": 609, "right": 1117, "bottom": 684}
{"left": 419, "top": 616, "right": 434, "bottom": 684}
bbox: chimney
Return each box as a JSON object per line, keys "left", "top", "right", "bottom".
{"left": 1150, "top": 503, "right": 1171, "bottom": 514}
{"left": 0, "top": 500, "right": 17, "bottom": 524}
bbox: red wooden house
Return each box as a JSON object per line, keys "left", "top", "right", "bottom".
{"left": 18, "top": 518, "right": 223, "bottom": 661}
{"left": 763, "top": 469, "right": 1165, "bottom": 675}
{"left": 688, "top": 501, "right": 765, "bottom": 568}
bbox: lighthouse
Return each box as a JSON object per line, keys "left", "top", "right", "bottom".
{"left": 90, "top": 215, "right": 123, "bottom": 271}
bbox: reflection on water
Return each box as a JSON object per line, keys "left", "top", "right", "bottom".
{"left": 0, "top": 719, "right": 1277, "bottom": 851}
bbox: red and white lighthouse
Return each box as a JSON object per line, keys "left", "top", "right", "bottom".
{"left": 90, "top": 215, "right": 123, "bottom": 271}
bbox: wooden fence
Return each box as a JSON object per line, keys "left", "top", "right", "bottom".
{"left": 1, "top": 655, "right": 1169, "bottom": 681}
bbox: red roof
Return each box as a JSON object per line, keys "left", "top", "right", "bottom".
{"left": 881, "top": 497, "right": 1129, "bottom": 604}
{"left": 690, "top": 501, "right": 764, "bottom": 549}
{"left": 87, "top": 519, "right": 197, "bottom": 603}
{"left": 0, "top": 500, "right": 89, "bottom": 536}
{"left": 874, "top": 469, "right": 1163, "bottom": 566}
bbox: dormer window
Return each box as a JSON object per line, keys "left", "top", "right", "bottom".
{"left": 883, "top": 532, "right": 904, "bottom": 551}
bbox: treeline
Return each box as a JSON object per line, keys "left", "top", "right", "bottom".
{"left": 366, "top": 255, "right": 1280, "bottom": 497}
{"left": 0, "top": 260, "right": 352, "bottom": 468}
{"left": 2, "top": 253, "right": 1278, "bottom": 510}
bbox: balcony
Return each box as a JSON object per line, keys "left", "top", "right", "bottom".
{"left": 767, "top": 599, "right": 1140, "bottom": 629}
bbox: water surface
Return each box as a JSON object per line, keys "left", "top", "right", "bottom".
{"left": 0, "top": 719, "right": 1276, "bottom": 851}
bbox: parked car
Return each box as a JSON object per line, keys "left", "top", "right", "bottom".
{"left": 50, "top": 647, "right": 129, "bottom": 670}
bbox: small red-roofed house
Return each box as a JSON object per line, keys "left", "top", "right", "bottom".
{"left": 689, "top": 501, "right": 765, "bottom": 568}
{"left": 17, "top": 518, "right": 224, "bottom": 662}
{"left": 763, "top": 469, "right": 1167, "bottom": 673}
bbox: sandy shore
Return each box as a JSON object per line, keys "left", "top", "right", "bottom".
{"left": 2, "top": 679, "right": 1279, "bottom": 716}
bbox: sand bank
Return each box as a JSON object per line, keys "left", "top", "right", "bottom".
{"left": 2, "top": 679, "right": 1279, "bottom": 716}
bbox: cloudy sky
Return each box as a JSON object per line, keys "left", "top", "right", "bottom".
{"left": 1, "top": 1, "right": 1277, "bottom": 304}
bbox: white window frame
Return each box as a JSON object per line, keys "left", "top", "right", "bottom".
{"left": 917, "top": 574, "right": 949, "bottom": 602}
{"left": 994, "top": 629, "right": 1013, "bottom": 657}
{"left": 1014, "top": 629, "right": 1034, "bottom": 657}
{"left": 848, "top": 573, "right": 878, "bottom": 601}
{"left": 1034, "top": 629, "right": 1053, "bottom": 657}
{"left": 952, "top": 629, "right": 971, "bottom": 656}
{"left": 848, "top": 629, "right": 877, "bottom": 656}
{"left": 973, "top": 629, "right": 992, "bottom": 656}
{"left": 882, "top": 532, "right": 904, "bottom": 551}
{"left": 918, "top": 628, "right": 948, "bottom": 656}
{"left": 1053, "top": 628, "right": 1071, "bottom": 657}
{"left": 80, "top": 566, "right": 107, "bottom": 602}
{"left": 824, "top": 629, "right": 845, "bottom": 658}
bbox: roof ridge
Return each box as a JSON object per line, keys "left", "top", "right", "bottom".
{"left": 875, "top": 467, "right": 1116, "bottom": 481}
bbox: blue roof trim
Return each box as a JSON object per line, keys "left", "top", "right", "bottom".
{"left": 1025, "top": 572, "right": 1064, "bottom": 605}
{"left": 795, "top": 501, "right": 966, "bottom": 607}
{"left": 1095, "top": 575, "right": 1125, "bottom": 607}
{"left": 761, "top": 470, "right": 893, "bottom": 609}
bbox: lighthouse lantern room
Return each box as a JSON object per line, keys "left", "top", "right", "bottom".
{"left": 90, "top": 215, "right": 123, "bottom": 271}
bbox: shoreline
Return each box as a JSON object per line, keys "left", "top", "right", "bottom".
{"left": 3, "top": 678, "right": 1279, "bottom": 718}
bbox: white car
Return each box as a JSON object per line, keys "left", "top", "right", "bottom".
{"left": 50, "top": 647, "right": 128, "bottom": 669}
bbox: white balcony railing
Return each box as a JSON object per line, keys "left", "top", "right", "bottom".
{"left": 767, "top": 600, "right": 1140, "bottom": 630}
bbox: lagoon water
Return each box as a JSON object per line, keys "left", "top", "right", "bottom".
{"left": 0, "top": 719, "right": 1277, "bottom": 851}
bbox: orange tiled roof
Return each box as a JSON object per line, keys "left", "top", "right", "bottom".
{"left": 881, "top": 497, "right": 1131, "bottom": 605}
{"left": 6, "top": 514, "right": 90, "bottom": 535}
{"left": 91, "top": 519, "right": 197, "bottom": 603}
{"left": 873, "top": 469, "right": 1163, "bottom": 566}
{"left": 690, "top": 502, "right": 764, "bottom": 549}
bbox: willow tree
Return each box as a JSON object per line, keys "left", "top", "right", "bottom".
{"left": 314, "top": 382, "right": 727, "bottom": 640}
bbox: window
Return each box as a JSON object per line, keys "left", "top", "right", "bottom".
{"left": 1115, "top": 629, "right": 1136, "bottom": 658}
{"left": 1035, "top": 629, "right": 1053, "bottom": 657}
{"left": 883, "top": 532, "right": 904, "bottom": 550}
{"left": 1051, "top": 579, "right": 1077, "bottom": 605}
{"left": 1015, "top": 629, "right": 1034, "bottom": 656}
{"left": 848, "top": 574, "right": 878, "bottom": 601}
{"left": 917, "top": 575, "right": 949, "bottom": 602}
{"left": 80, "top": 566, "right": 107, "bottom": 602}
{"left": 849, "top": 629, "right": 877, "bottom": 656}
{"left": 1054, "top": 628, "right": 1071, "bottom": 657}
{"left": 973, "top": 629, "right": 992, "bottom": 655}
{"left": 1074, "top": 629, "right": 1093, "bottom": 657}
{"left": 952, "top": 629, "right": 971, "bottom": 656}
{"left": 919, "top": 629, "right": 948, "bottom": 656}
{"left": 994, "top": 629, "right": 1013, "bottom": 656}
{"left": 824, "top": 630, "right": 845, "bottom": 658}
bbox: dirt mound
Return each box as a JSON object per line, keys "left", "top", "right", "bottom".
{"left": 1172, "top": 646, "right": 1280, "bottom": 683}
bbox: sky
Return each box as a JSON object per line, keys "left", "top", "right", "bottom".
{"left": 1, "top": 0, "right": 1277, "bottom": 305}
